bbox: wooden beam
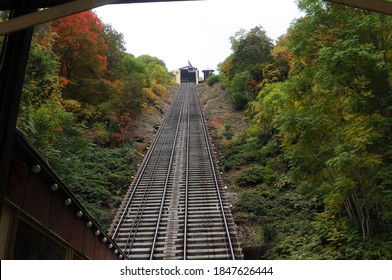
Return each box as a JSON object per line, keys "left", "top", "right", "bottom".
{"left": 0, "top": 0, "right": 123, "bottom": 36}
{"left": 327, "top": 0, "right": 392, "bottom": 15}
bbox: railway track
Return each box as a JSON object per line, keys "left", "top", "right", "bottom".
{"left": 109, "top": 82, "right": 242, "bottom": 260}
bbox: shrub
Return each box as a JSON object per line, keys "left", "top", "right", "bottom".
{"left": 206, "top": 74, "right": 220, "bottom": 86}
{"left": 235, "top": 165, "right": 275, "bottom": 187}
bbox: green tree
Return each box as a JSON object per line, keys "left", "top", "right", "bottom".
{"left": 18, "top": 26, "right": 62, "bottom": 136}
{"left": 223, "top": 0, "right": 392, "bottom": 259}
{"left": 223, "top": 121, "right": 234, "bottom": 140}
{"left": 230, "top": 71, "right": 251, "bottom": 110}
{"left": 138, "top": 55, "right": 171, "bottom": 84}
{"left": 220, "top": 26, "right": 276, "bottom": 109}
{"left": 102, "top": 23, "right": 126, "bottom": 80}
{"left": 231, "top": 26, "right": 273, "bottom": 83}
{"left": 104, "top": 54, "right": 149, "bottom": 116}
{"left": 276, "top": 0, "right": 392, "bottom": 241}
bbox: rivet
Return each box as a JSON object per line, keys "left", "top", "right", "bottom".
{"left": 32, "top": 164, "right": 41, "bottom": 173}
{"left": 50, "top": 183, "right": 58, "bottom": 191}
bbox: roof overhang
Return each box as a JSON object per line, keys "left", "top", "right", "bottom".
{"left": 326, "top": 0, "right": 392, "bottom": 15}
{"left": 0, "top": 0, "right": 195, "bottom": 10}
{"left": 0, "top": 0, "right": 198, "bottom": 35}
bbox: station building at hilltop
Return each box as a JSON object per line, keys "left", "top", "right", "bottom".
{"left": 175, "top": 61, "right": 199, "bottom": 84}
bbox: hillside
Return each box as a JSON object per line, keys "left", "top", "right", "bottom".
{"left": 126, "top": 84, "right": 178, "bottom": 151}
{"left": 199, "top": 84, "right": 256, "bottom": 246}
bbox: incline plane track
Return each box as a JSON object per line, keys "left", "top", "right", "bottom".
{"left": 109, "top": 82, "right": 242, "bottom": 260}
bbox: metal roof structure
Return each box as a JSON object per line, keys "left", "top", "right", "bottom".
{"left": 0, "top": 1, "right": 197, "bottom": 35}
{"left": 327, "top": 0, "right": 392, "bottom": 15}
{"left": 1, "top": 0, "right": 392, "bottom": 12}
{"left": 0, "top": 0, "right": 193, "bottom": 9}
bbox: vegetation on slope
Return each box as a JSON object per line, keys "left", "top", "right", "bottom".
{"left": 205, "top": 0, "right": 392, "bottom": 259}
{"left": 11, "top": 11, "right": 174, "bottom": 229}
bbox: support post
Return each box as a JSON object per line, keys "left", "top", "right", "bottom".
{"left": 0, "top": 1, "right": 36, "bottom": 216}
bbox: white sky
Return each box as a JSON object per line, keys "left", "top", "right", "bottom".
{"left": 94, "top": 0, "right": 303, "bottom": 72}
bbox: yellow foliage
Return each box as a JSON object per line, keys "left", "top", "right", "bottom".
{"left": 152, "top": 79, "right": 169, "bottom": 97}
{"left": 144, "top": 88, "right": 156, "bottom": 103}
{"left": 62, "top": 99, "right": 82, "bottom": 115}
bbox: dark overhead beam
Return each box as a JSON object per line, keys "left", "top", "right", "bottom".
{"left": 0, "top": 0, "right": 121, "bottom": 35}
{"left": 0, "top": 0, "right": 198, "bottom": 36}
{"left": 327, "top": 0, "right": 392, "bottom": 15}
{"left": 0, "top": 0, "right": 195, "bottom": 10}
{"left": 0, "top": 0, "right": 66, "bottom": 10}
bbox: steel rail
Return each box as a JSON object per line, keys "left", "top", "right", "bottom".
{"left": 194, "top": 84, "right": 236, "bottom": 259}
{"left": 120, "top": 93, "right": 185, "bottom": 253}
{"left": 149, "top": 83, "right": 188, "bottom": 259}
{"left": 112, "top": 83, "right": 241, "bottom": 259}
{"left": 111, "top": 84, "right": 183, "bottom": 240}
{"left": 183, "top": 84, "right": 191, "bottom": 260}
{"left": 121, "top": 161, "right": 161, "bottom": 253}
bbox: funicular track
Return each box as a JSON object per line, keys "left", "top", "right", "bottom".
{"left": 110, "top": 82, "right": 242, "bottom": 260}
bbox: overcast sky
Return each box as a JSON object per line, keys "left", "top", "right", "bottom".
{"left": 94, "top": 0, "right": 303, "bottom": 72}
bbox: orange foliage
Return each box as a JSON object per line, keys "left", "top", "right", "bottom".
{"left": 107, "top": 112, "right": 134, "bottom": 146}
{"left": 51, "top": 11, "right": 108, "bottom": 81}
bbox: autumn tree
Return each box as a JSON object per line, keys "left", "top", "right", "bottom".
{"left": 51, "top": 10, "right": 113, "bottom": 118}
{"left": 51, "top": 11, "right": 108, "bottom": 82}
{"left": 16, "top": 12, "right": 174, "bottom": 228}
{"left": 260, "top": 34, "right": 291, "bottom": 87}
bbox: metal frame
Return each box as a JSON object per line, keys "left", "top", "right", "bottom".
{"left": 327, "top": 0, "right": 392, "bottom": 15}
{"left": 0, "top": 0, "right": 198, "bottom": 35}
{"left": 0, "top": 1, "right": 36, "bottom": 218}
